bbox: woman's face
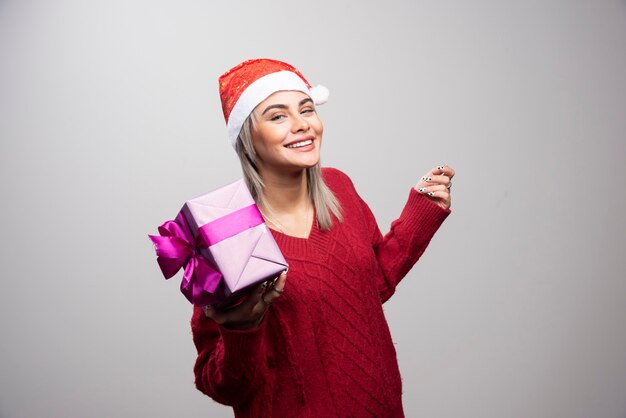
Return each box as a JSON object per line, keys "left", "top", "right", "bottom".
{"left": 250, "top": 90, "right": 323, "bottom": 175}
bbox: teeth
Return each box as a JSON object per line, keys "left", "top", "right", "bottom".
{"left": 286, "top": 139, "right": 313, "bottom": 149}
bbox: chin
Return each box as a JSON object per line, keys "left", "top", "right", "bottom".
{"left": 298, "top": 157, "right": 321, "bottom": 169}
{"left": 285, "top": 152, "right": 320, "bottom": 168}
{"left": 282, "top": 160, "right": 320, "bottom": 174}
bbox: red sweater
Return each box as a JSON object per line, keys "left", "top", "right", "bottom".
{"left": 191, "top": 168, "right": 450, "bottom": 417}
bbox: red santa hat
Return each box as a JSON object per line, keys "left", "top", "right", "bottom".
{"left": 219, "top": 58, "right": 329, "bottom": 149}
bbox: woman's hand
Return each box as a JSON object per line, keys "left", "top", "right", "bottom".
{"left": 203, "top": 271, "right": 287, "bottom": 331}
{"left": 414, "top": 164, "right": 455, "bottom": 210}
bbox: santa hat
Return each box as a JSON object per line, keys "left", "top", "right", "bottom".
{"left": 219, "top": 58, "right": 329, "bottom": 149}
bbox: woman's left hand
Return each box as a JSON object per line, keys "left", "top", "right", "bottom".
{"left": 414, "top": 164, "right": 455, "bottom": 210}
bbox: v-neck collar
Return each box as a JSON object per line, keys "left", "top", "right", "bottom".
{"left": 269, "top": 210, "right": 332, "bottom": 257}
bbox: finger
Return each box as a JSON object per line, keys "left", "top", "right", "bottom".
{"left": 434, "top": 164, "right": 455, "bottom": 179}
{"left": 247, "top": 291, "right": 274, "bottom": 319}
{"left": 248, "top": 282, "right": 269, "bottom": 307}
{"left": 270, "top": 287, "right": 284, "bottom": 295}
{"left": 237, "top": 282, "right": 267, "bottom": 307}
{"left": 265, "top": 271, "right": 288, "bottom": 303}
{"left": 272, "top": 271, "right": 287, "bottom": 293}
{"left": 419, "top": 175, "right": 451, "bottom": 188}
{"left": 429, "top": 190, "right": 451, "bottom": 210}
{"left": 266, "top": 275, "right": 279, "bottom": 289}
{"left": 417, "top": 184, "right": 449, "bottom": 196}
{"left": 424, "top": 190, "right": 451, "bottom": 201}
{"left": 430, "top": 175, "right": 451, "bottom": 186}
{"left": 416, "top": 174, "right": 435, "bottom": 190}
{"left": 226, "top": 282, "right": 267, "bottom": 320}
{"left": 254, "top": 278, "right": 278, "bottom": 311}
{"left": 231, "top": 286, "right": 269, "bottom": 325}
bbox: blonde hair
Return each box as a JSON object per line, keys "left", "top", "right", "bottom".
{"left": 235, "top": 115, "right": 342, "bottom": 230}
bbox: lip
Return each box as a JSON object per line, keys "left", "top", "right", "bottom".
{"left": 284, "top": 135, "right": 315, "bottom": 148}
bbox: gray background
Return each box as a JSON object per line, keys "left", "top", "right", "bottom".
{"left": 1, "top": 0, "right": 625, "bottom": 417}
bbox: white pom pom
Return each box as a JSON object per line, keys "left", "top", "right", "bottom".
{"left": 310, "top": 85, "right": 329, "bottom": 105}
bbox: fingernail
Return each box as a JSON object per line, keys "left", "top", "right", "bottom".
{"left": 437, "top": 165, "right": 445, "bottom": 170}
{"left": 427, "top": 192, "right": 435, "bottom": 196}
{"left": 422, "top": 176, "right": 432, "bottom": 181}
{"left": 418, "top": 187, "right": 427, "bottom": 193}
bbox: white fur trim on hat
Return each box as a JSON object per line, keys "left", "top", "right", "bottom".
{"left": 227, "top": 71, "right": 329, "bottom": 149}
{"left": 310, "top": 85, "right": 330, "bottom": 105}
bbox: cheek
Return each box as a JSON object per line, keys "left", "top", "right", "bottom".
{"left": 251, "top": 131, "right": 285, "bottom": 161}
{"left": 253, "top": 126, "right": 283, "bottom": 148}
{"left": 312, "top": 117, "right": 324, "bottom": 136}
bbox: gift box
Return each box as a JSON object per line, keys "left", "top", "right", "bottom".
{"left": 149, "top": 179, "right": 288, "bottom": 308}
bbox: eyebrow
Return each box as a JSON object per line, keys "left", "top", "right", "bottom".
{"left": 261, "top": 97, "right": 314, "bottom": 115}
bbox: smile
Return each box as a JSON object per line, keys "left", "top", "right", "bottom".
{"left": 285, "top": 139, "right": 314, "bottom": 149}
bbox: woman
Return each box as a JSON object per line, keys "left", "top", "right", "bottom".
{"left": 191, "top": 58, "right": 455, "bottom": 417}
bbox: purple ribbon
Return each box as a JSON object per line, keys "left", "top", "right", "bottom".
{"left": 196, "top": 204, "right": 264, "bottom": 246}
{"left": 148, "top": 204, "right": 264, "bottom": 306}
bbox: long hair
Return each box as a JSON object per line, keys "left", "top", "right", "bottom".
{"left": 235, "top": 114, "right": 343, "bottom": 230}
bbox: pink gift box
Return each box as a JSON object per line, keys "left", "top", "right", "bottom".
{"left": 149, "top": 180, "right": 288, "bottom": 308}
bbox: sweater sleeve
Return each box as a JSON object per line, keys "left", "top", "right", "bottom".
{"left": 336, "top": 171, "right": 451, "bottom": 303}
{"left": 371, "top": 188, "right": 451, "bottom": 302}
{"left": 190, "top": 306, "right": 268, "bottom": 406}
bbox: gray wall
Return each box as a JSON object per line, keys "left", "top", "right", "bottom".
{"left": 1, "top": 1, "right": 625, "bottom": 417}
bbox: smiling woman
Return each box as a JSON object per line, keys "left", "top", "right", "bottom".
{"left": 254, "top": 93, "right": 321, "bottom": 167}
{"left": 236, "top": 90, "right": 342, "bottom": 233}
{"left": 191, "top": 58, "right": 455, "bottom": 417}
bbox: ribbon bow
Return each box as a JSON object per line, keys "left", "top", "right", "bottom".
{"left": 148, "top": 212, "right": 221, "bottom": 306}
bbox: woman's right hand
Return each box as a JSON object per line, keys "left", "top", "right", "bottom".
{"left": 203, "top": 271, "right": 287, "bottom": 330}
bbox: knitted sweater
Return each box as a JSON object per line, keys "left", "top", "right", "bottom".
{"left": 191, "top": 167, "right": 450, "bottom": 417}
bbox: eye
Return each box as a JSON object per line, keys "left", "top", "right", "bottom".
{"left": 301, "top": 107, "right": 315, "bottom": 115}
{"left": 270, "top": 114, "right": 286, "bottom": 121}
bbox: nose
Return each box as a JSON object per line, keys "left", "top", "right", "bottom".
{"left": 291, "top": 113, "right": 310, "bottom": 133}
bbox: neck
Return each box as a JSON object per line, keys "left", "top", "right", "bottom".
{"left": 259, "top": 168, "right": 310, "bottom": 214}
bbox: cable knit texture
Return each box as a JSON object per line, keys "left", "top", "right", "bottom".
{"left": 191, "top": 167, "right": 451, "bottom": 417}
